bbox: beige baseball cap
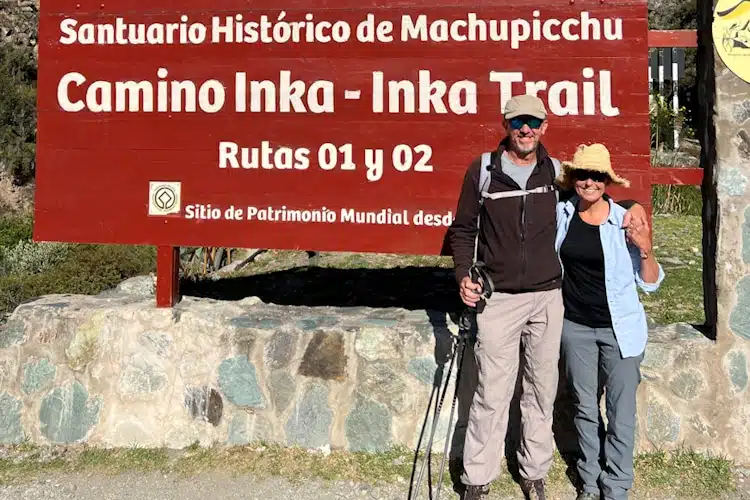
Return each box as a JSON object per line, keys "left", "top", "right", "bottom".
{"left": 503, "top": 94, "right": 547, "bottom": 120}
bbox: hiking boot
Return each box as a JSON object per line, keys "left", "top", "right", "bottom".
{"left": 576, "top": 492, "right": 599, "bottom": 500}
{"left": 520, "top": 478, "right": 547, "bottom": 500}
{"left": 462, "top": 484, "right": 489, "bottom": 499}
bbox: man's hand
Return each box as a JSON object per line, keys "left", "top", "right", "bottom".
{"left": 459, "top": 276, "right": 482, "bottom": 308}
{"left": 623, "top": 202, "right": 649, "bottom": 234}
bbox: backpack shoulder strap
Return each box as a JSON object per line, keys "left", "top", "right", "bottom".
{"left": 473, "top": 151, "right": 494, "bottom": 264}
{"left": 550, "top": 157, "right": 561, "bottom": 177}
{"left": 549, "top": 157, "right": 561, "bottom": 202}
{"left": 478, "top": 152, "right": 493, "bottom": 206}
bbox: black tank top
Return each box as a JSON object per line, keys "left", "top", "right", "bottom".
{"left": 559, "top": 211, "right": 613, "bottom": 328}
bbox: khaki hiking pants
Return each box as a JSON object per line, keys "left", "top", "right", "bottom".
{"left": 461, "top": 288, "right": 564, "bottom": 487}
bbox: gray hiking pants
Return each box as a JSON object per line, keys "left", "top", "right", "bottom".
{"left": 560, "top": 318, "right": 643, "bottom": 500}
{"left": 461, "top": 289, "right": 564, "bottom": 486}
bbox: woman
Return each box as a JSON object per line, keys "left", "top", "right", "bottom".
{"left": 553, "top": 143, "right": 664, "bottom": 500}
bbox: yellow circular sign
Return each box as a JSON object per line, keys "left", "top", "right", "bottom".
{"left": 714, "top": 0, "right": 750, "bottom": 83}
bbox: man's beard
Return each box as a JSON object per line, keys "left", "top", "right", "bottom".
{"left": 512, "top": 136, "right": 537, "bottom": 155}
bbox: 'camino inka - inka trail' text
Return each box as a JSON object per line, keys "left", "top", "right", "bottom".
{"left": 56, "top": 68, "right": 620, "bottom": 117}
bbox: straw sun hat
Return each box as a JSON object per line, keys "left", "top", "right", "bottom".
{"left": 555, "top": 143, "right": 630, "bottom": 190}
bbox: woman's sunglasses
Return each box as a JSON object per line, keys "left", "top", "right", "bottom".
{"left": 571, "top": 169, "right": 610, "bottom": 183}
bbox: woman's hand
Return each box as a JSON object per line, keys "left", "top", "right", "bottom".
{"left": 622, "top": 203, "right": 649, "bottom": 233}
{"left": 626, "top": 220, "right": 652, "bottom": 258}
{"left": 627, "top": 220, "right": 660, "bottom": 284}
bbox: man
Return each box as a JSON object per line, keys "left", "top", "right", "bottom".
{"left": 447, "top": 94, "right": 647, "bottom": 500}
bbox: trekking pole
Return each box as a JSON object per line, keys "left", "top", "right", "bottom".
{"left": 434, "top": 308, "right": 474, "bottom": 500}
{"left": 407, "top": 372, "right": 440, "bottom": 499}
{"left": 407, "top": 308, "right": 475, "bottom": 500}
{"left": 408, "top": 331, "right": 460, "bottom": 500}
{"left": 408, "top": 263, "right": 491, "bottom": 499}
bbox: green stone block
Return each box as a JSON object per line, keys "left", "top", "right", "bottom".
{"left": 646, "top": 400, "right": 680, "bottom": 445}
{"left": 408, "top": 357, "right": 438, "bottom": 386}
{"left": 265, "top": 331, "right": 296, "bottom": 370}
{"left": 345, "top": 395, "right": 392, "bottom": 452}
{"left": 268, "top": 370, "right": 296, "bottom": 413}
{"left": 0, "top": 320, "right": 25, "bottom": 349}
{"left": 218, "top": 355, "right": 265, "bottom": 408}
{"left": 730, "top": 276, "right": 750, "bottom": 341}
{"left": 231, "top": 315, "right": 283, "bottom": 330}
{"left": 228, "top": 414, "right": 250, "bottom": 445}
{"left": 39, "top": 381, "right": 102, "bottom": 443}
{"left": 285, "top": 384, "right": 333, "bottom": 448}
{"left": 296, "top": 316, "right": 339, "bottom": 331}
{"left": 22, "top": 358, "right": 56, "bottom": 395}
{"left": 0, "top": 392, "right": 23, "bottom": 444}
{"left": 669, "top": 370, "right": 704, "bottom": 401}
{"left": 718, "top": 168, "right": 748, "bottom": 197}
{"left": 727, "top": 350, "right": 749, "bottom": 392}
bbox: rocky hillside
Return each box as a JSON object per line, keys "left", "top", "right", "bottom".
{"left": 0, "top": 1, "right": 38, "bottom": 214}
{"left": 649, "top": 0, "right": 698, "bottom": 29}
{"left": 0, "top": 0, "right": 38, "bottom": 50}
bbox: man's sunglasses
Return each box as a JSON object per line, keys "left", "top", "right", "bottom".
{"left": 509, "top": 116, "right": 544, "bottom": 130}
{"left": 571, "top": 169, "right": 610, "bottom": 183}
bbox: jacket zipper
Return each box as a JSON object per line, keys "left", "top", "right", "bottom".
{"left": 520, "top": 195, "right": 526, "bottom": 290}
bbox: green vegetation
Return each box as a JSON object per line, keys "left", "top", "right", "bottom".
{"left": 644, "top": 185, "right": 705, "bottom": 326}
{"left": 652, "top": 185, "right": 702, "bottom": 217}
{"left": 650, "top": 89, "right": 695, "bottom": 150}
{"left": 0, "top": 442, "right": 737, "bottom": 499}
{"left": 0, "top": 212, "right": 33, "bottom": 247}
{"left": 0, "top": 213, "right": 156, "bottom": 315}
{"left": 642, "top": 213, "right": 704, "bottom": 325}
{"left": 634, "top": 448, "right": 736, "bottom": 499}
{"left": 0, "top": 43, "right": 36, "bottom": 185}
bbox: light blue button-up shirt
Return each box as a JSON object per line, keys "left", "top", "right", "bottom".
{"left": 554, "top": 195, "right": 665, "bottom": 359}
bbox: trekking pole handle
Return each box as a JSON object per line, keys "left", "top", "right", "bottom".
{"left": 469, "top": 262, "right": 494, "bottom": 314}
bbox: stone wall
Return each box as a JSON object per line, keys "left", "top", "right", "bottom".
{"left": 0, "top": 282, "right": 464, "bottom": 453}
{"left": 0, "top": 281, "right": 747, "bottom": 464}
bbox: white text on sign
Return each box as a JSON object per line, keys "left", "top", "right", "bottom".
{"left": 58, "top": 11, "right": 623, "bottom": 49}
{"left": 57, "top": 68, "right": 619, "bottom": 117}
{"left": 218, "top": 141, "right": 434, "bottom": 182}
{"left": 183, "top": 203, "right": 455, "bottom": 227}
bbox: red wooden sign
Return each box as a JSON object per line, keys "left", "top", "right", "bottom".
{"left": 34, "top": 0, "right": 651, "bottom": 256}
